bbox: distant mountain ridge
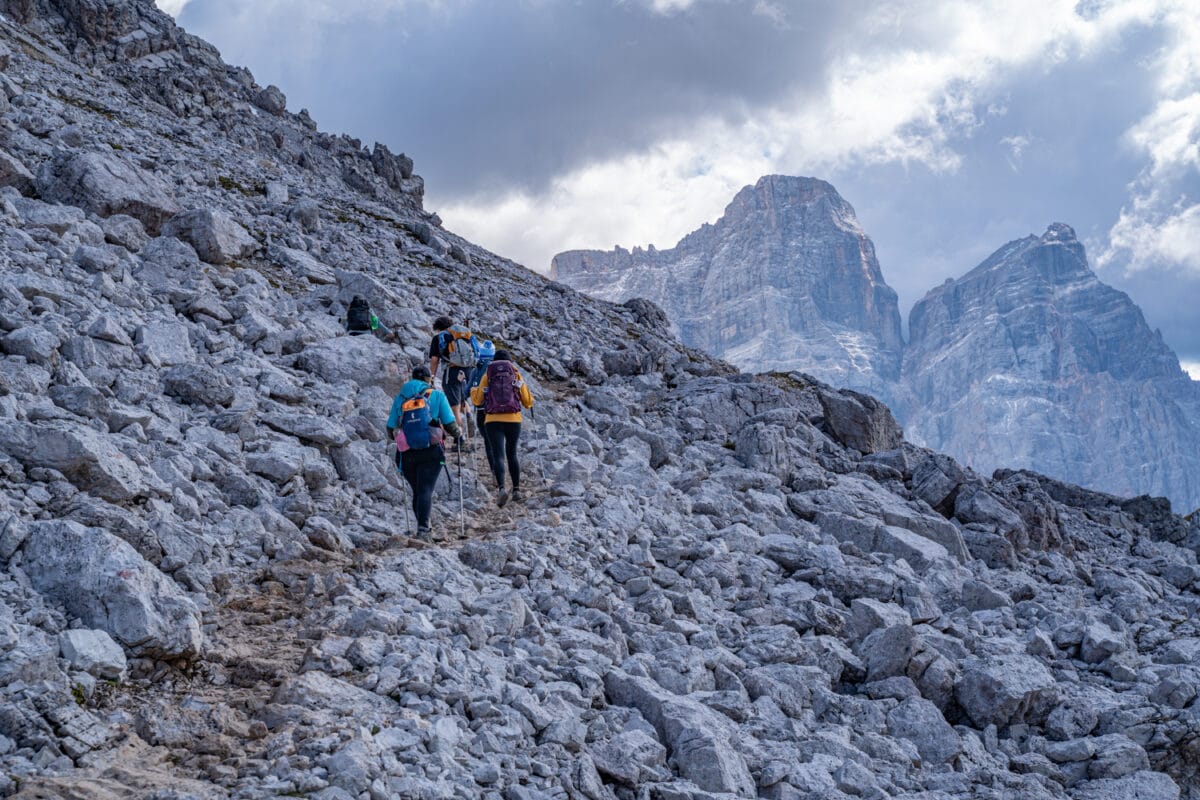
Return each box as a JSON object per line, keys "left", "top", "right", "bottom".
{"left": 552, "top": 176, "right": 904, "bottom": 402}
{"left": 905, "top": 222, "right": 1200, "bottom": 509}
{"left": 553, "top": 179, "right": 1200, "bottom": 511}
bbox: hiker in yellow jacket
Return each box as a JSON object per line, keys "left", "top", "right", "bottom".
{"left": 470, "top": 349, "right": 534, "bottom": 507}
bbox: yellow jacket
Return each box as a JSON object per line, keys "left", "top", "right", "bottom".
{"left": 470, "top": 364, "right": 535, "bottom": 423}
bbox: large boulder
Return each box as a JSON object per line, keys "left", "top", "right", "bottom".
{"left": 605, "top": 670, "right": 755, "bottom": 796}
{"left": 886, "top": 697, "right": 960, "bottom": 765}
{"left": 818, "top": 387, "right": 903, "bottom": 455}
{"left": 22, "top": 521, "right": 202, "bottom": 659}
{"left": 0, "top": 148, "right": 35, "bottom": 195}
{"left": 955, "top": 654, "right": 1059, "bottom": 728}
{"left": 59, "top": 629, "right": 127, "bottom": 679}
{"left": 162, "top": 364, "right": 235, "bottom": 408}
{"left": 0, "top": 420, "right": 149, "bottom": 502}
{"left": 162, "top": 208, "right": 257, "bottom": 265}
{"left": 35, "top": 150, "right": 179, "bottom": 233}
{"left": 295, "top": 335, "right": 405, "bottom": 396}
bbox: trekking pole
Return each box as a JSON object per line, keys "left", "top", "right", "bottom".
{"left": 388, "top": 443, "right": 412, "bottom": 536}
{"left": 456, "top": 438, "right": 466, "bottom": 538}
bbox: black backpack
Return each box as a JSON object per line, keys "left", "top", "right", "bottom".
{"left": 347, "top": 297, "right": 372, "bottom": 332}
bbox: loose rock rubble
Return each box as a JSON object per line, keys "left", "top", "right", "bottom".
{"left": 1, "top": 3, "right": 1199, "bottom": 800}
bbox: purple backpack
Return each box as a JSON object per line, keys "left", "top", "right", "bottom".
{"left": 484, "top": 361, "right": 522, "bottom": 414}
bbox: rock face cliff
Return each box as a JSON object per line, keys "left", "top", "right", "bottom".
{"left": 552, "top": 175, "right": 905, "bottom": 400}
{"left": 554, "top": 187, "right": 1200, "bottom": 512}
{"left": 904, "top": 223, "right": 1200, "bottom": 513}
{"left": 2, "top": 3, "right": 1200, "bottom": 800}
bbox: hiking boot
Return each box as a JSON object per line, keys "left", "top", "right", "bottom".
{"left": 415, "top": 525, "right": 431, "bottom": 540}
{"left": 511, "top": 488, "right": 523, "bottom": 503}
{"left": 497, "top": 489, "right": 510, "bottom": 508}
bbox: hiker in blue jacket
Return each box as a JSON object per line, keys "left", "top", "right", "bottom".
{"left": 386, "top": 365, "right": 461, "bottom": 537}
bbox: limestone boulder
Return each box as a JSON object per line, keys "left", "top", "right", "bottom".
{"left": 605, "top": 670, "right": 755, "bottom": 796}
{"left": 22, "top": 521, "right": 202, "bottom": 659}
{"left": 162, "top": 208, "right": 257, "bottom": 264}
{"left": 0, "top": 420, "right": 149, "bottom": 502}
{"left": 295, "top": 334, "right": 405, "bottom": 396}
{"left": 36, "top": 150, "right": 179, "bottom": 233}
{"left": 956, "top": 654, "right": 1059, "bottom": 728}
{"left": 59, "top": 629, "right": 127, "bottom": 679}
{"left": 818, "top": 387, "right": 903, "bottom": 454}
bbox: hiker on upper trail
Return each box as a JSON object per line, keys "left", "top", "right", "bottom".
{"left": 469, "top": 337, "right": 497, "bottom": 448}
{"left": 429, "top": 316, "right": 478, "bottom": 447}
{"left": 344, "top": 295, "right": 397, "bottom": 342}
{"left": 386, "top": 364, "right": 461, "bottom": 537}
{"left": 470, "top": 349, "right": 534, "bottom": 508}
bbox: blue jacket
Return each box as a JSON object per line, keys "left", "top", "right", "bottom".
{"left": 386, "top": 379, "right": 456, "bottom": 432}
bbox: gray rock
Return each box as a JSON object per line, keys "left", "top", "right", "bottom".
{"left": 22, "top": 521, "right": 202, "bottom": 658}
{"left": 295, "top": 335, "right": 405, "bottom": 396}
{"left": 605, "top": 670, "right": 755, "bottom": 796}
{"left": 162, "top": 364, "right": 235, "bottom": 407}
{"left": 100, "top": 214, "right": 148, "bottom": 251}
{"left": 289, "top": 198, "right": 321, "bottom": 232}
{"left": 0, "top": 148, "right": 35, "bottom": 194}
{"left": 1071, "top": 771, "right": 1180, "bottom": 800}
{"left": 956, "top": 654, "right": 1059, "bottom": 728}
{"left": 591, "top": 729, "right": 667, "bottom": 786}
{"left": 0, "top": 420, "right": 149, "bottom": 501}
{"left": 858, "top": 623, "right": 916, "bottom": 681}
{"left": 962, "top": 579, "right": 1011, "bottom": 611}
{"left": 818, "top": 388, "right": 903, "bottom": 455}
{"left": 135, "top": 322, "right": 194, "bottom": 367}
{"left": 58, "top": 629, "right": 127, "bottom": 679}
{"left": 255, "top": 85, "right": 287, "bottom": 115}
{"left": 886, "top": 697, "right": 960, "bottom": 765}
{"left": 162, "top": 208, "right": 257, "bottom": 264}
{"left": 36, "top": 150, "right": 179, "bottom": 233}
{"left": 1088, "top": 734, "right": 1150, "bottom": 780}
{"left": 2, "top": 326, "right": 60, "bottom": 364}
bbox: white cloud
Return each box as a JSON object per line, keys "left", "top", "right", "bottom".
{"left": 1001, "top": 134, "right": 1033, "bottom": 171}
{"left": 441, "top": 0, "right": 1174, "bottom": 273}
{"left": 155, "top": 0, "right": 190, "bottom": 14}
{"left": 1183, "top": 360, "right": 1200, "bottom": 380}
{"left": 1100, "top": 0, "right": 1200, "bottom": 276}
{"left": 647, "top": 0, "right": 700, "bottom": 13}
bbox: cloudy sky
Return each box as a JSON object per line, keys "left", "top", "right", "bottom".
{"left": 161, "top": 0, "right": 1200, "bottom": 376}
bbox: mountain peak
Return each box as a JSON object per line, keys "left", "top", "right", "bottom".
{"left": 1040, "top": 221, "right": 1078, "bottom": 244}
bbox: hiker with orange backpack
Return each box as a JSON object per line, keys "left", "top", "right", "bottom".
{"left": 386, "top": 364, "right": 461, "bottom": 537}
{"left": 470, "top": 349, "right": 534, "bottom": 507}
{"left": 429, "top": 316, "right": 479, "bottom": 449}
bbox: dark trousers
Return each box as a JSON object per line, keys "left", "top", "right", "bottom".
{"left": 477, "top": 409, "right": 499, "bottom": 477}
{"left": 484, "top": 421, "right": 521, "bottom": 491}
{"left": 400, "top": 450, "right": 443, "bottom": 528}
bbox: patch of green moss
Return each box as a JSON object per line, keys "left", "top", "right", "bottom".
{"left": 217, "top": 175, "right": 265, "bottom": 196}
{"left": 71, "top": 683, "right": 86, "bottom": 706}
{"left": 767, "top": 371, "right": 810, "bottom": 391}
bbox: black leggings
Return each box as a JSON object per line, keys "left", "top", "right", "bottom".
{"left": 477, "top": 410, "right": 498, "bottom": 476}
{"left": 484, "top": 421, "right": 521, "bottom": 491}
{"left": 401, "top": 454, "right": 443, "bottom": 528}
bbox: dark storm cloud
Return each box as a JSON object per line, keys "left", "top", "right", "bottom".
{"left": 179, "top": 0, "right": 860, "bottom": 198}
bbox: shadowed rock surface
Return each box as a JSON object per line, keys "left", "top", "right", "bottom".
{"left": 0, "top": 2, "right": 1199, "bottom": 800}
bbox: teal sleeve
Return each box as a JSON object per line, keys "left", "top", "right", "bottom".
{"left": 430, "top": 391, "right": 456, "bottom": 425}
{"left": 386, "top": 395, "right": 404, "bottom": 430}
